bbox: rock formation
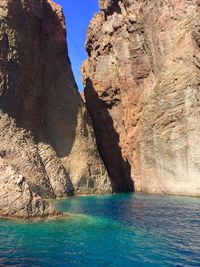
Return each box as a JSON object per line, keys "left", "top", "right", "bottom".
{"left": 82, "top": 0, "right": 200, "bottom": 196}
{"left": 0, "top": 0, "right": 111, "bottom": 219}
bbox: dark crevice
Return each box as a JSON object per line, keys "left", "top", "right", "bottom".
{"left": 84, "top": 78, "right": 134, "bottom": 193}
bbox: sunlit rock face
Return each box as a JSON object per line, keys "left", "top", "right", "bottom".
{"left": 82, "top": 0, "right": 200, "bottom": 196}
{"left": 0, "top": 0, "right": 111, "bottom": 219}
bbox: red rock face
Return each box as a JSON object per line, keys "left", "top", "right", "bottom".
{"left": 82, "top": 0, "right": 200, "bottom": 196}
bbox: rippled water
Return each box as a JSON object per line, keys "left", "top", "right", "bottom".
{"left": 0, "top": 193, "right": 200, "bottom": 266}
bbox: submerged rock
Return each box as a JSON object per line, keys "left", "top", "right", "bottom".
{"left": 0, "top": 0, "right": 111, "bottom": 219}
{"left": 82, "top": 0, "right": 200, "bottom": 196}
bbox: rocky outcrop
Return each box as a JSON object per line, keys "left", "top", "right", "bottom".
{"left": 0, "top": 158, "right": 59, "bottom": 219}
{"left": 82, "top": 0, "right": 200, "bottom": 196}
{"left": 0, "top": 0, "right": 111, "bottom": 219}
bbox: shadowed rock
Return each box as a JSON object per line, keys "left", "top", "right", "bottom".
{"left": 82, "top": 0, "right": 200, "bottom": 196}
{"left": 0, "top": 0, "right": 112, "bottom": 219}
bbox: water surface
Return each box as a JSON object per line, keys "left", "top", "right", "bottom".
{"left": 0, "top": 193, "right": 200, "bottom": 266}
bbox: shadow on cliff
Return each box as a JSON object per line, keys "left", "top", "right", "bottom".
{"left": 0, "top": 0, "right": 80, "bottom": 154}
{"left": 84, "top": 78, "right": 135, "bottom": 193}
{"left": 0, "top": 0, "right": 88, "bottom": 196}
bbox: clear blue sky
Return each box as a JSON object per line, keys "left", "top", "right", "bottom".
{"left": 54, "top": 0, "right": 99, "bottom": 91}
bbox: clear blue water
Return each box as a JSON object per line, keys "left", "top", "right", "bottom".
{"left": 0, "top": 193, "right": 200, "bottom": 267}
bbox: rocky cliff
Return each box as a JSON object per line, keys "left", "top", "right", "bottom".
{"left": 0, "top": 0, "right": 111, "bottom": 219}
{"left": 82, "top": 0, "right": 200, "bottom": 196}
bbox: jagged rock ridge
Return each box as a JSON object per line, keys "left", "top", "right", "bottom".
{"left": 82, "top": 0, "right": 200, "bottom": 196}
{"left": 0, "top": 0, "right": 111, "bottom": 219}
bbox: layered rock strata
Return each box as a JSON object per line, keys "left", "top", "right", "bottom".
{"left": 82, "top": 0, "right": 200, "bottom": 196}
{"left": 0, "top": 0, "right": 111, "bottom": 219}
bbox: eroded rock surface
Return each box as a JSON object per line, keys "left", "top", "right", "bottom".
{"left": 0, "top": 0, "right": 111, "bottom": 219}
{"left": 0, "top": 158, "right": 59, "bottom": 219}
{"left": 82, "top": 0, "right": 200, "bottom": 196}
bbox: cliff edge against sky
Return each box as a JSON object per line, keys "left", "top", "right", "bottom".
{"left": 0, "top": 0, "right": 111, "bottom": 219}
{"left": 82, "top": 0, "right": 200, "bottom": 196}
{"left": 1, "top": 0, "right": 200, "bottom": 220}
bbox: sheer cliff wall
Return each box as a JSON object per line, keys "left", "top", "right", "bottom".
{"left": 82, "top": 0, "right": 200, "bottom": 196}
{"left": 0, "top": 0, "right": 111, "bottom": 219}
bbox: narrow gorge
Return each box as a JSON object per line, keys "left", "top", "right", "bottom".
{"left": 0, "top": 0, "right": 200, "bottom": 220}
{"left": 82, "top": 0, "right": 200, "bottom": 197}
{"left": 1, "top": 1, "right": 200, "bottom": 266}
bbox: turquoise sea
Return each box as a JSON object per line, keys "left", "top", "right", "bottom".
{"left": 0, "top": 193, "right": 200, "bottom": 266}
